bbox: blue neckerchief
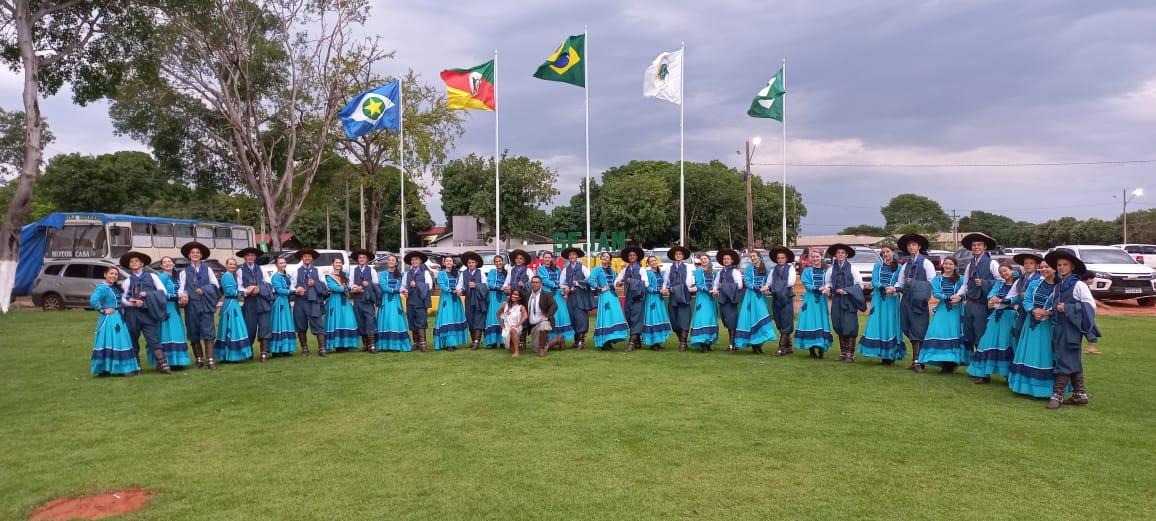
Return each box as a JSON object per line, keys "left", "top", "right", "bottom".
{"left": 1059, "top": 273, "right": 1079, "bottom": 295}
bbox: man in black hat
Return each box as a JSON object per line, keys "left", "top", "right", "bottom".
{"left": 559, "top": 247, "right": 594, "bottom": 350}
{"left": 1009, "top": 252, "right": 1043, "bottom": 345}
{"left": 823, "top": 244, "right": 862, "bottom": 363}
{"left": 349, "top": 249, "right": 380, "bottom": 352}
{"left": 1046, "top": 250, "right": 1099, "bottom": 410}
{"left": 956, "top": 233, "right": 1001, "bottom": 357}
{"left": 178, "top": 241, "right": 220, "bottom": 369}
{"left": 614, "top": 245, "right": 651, "bottom": 352}
{"left": 711, "top": 248, "right": 743, "bottom": 352}
{"left": 664, "top": 246, "right": 696, "bottom": 351}
{"left": 768, "top": 246, "right": 797, "bottom": 356}
{"left": 895, "top": 234, "right": 935, "bottom": 372}
{"left": 237, "top": 247, "right": 273, "bottom": 361}
{"left": 120, "top": 251, "right": 171, "bottom": 374}
{"left": 292, "top": 248, "right": 330, "bottom": 356}
{"left": 401, "top": 250, "right": 433, "bottom": 351}
{"left": 456, "top": 251, "right": 488, "bottom": 350}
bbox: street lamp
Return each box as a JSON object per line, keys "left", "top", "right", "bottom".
{"left": 745, "top": 137, "right": 762, "bottom": 249}
{"left": 1115, "top": 188, "right": 1143, "bottom": 244}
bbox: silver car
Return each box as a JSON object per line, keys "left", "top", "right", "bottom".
{"left": 30, "top": 259, "right": 129, "bottom": 311}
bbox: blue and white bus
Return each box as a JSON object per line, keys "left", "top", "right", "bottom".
{"left": 15, "top": 212, "right": 256, "bottom": 296}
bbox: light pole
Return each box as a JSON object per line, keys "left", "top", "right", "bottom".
{"left": 1116, "top": 188, "right": 1144, "bottom": 243}
{"left": 745, "top": 137, "right": 761, "bottom": 249}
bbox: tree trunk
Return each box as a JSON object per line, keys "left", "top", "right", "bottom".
{"left": 0, "top": 1, "right": 44, "bottom": 312}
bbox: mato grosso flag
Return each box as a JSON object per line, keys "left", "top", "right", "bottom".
{"left": 441, "top": 60, "right": 496, "bottom": 111}
{"left": 748, "top": 68, "right": 785, "bottom": 121}
{"left": 533, "top": 34, "right": 585, "bottom": 87}
{"left": 339, "top": 81, "right": 401, "bottom": 139}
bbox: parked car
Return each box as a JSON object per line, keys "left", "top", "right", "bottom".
{"left": 849, "top": 246, "right": 881, "bottom": 291}
{"left": 1049, "top": 245, "right": 1156, "bottom": 305}
{"left": 30, "top": 259, "right": 130, "bottom": 310}
{"left": 1003, "top": 247, "right": 1041, "bottom": 257}
{"left": 260, "top": 249, "right": 348, "bottom": 279}
{"left": 1113, "top": 244, "right": 1156, "bottom": 269}
{"left": 148, "top": 257, "right": 226, "bottom": 278}
{"left": 953, "top": 247, "right": 1017, "bottom": 270}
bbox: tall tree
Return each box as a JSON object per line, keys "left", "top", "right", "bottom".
{"left": 838, "top": 224, "right": 888, "bottom": 236}
{"left": 0, "top": 0, "right": 148, "bottom": 311}
{"left": 338, "top": 69, "right": 463, "bottom": 251}
{"left": 881, "top": 193, "right": 951, "bottom": 233}
{"left": 439, "top": 152, "right": 558, "bottom": 247}
{"left": 107, "top": 0, "right": 390, "bottom": 250}
{"left": 38, "top": 151, "right": 175, "bottom": 213}
{"left": 599, "top": 172, "right": 673, "bottom": 248}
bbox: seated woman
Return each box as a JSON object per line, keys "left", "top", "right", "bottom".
{"left": 498, "top": 290, "right": 528, "bottom": 357}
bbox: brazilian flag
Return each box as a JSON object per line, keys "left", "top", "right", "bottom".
{"left": 533, "top": 34, "right": 585, "bottom": 88}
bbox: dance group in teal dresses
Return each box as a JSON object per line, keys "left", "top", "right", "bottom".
{"left": 87, "top": 236, "right": 1099, "bottom": 409}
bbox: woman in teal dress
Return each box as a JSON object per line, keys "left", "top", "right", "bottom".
{"left": 1008, "top": 261, "right": 1060, "bottom": 398}
{"left": 537, "top": 251, "right": 574, "bottom": 347}
{"left": 90, "top": 266, "right": 141, "bottom": 376}
{"left": 484, "top": 255, "right": 508, "bottom": 348}
{"left": 796, "top": 249, "right": 833, "bottom": 358}
{"left": 689, "top": 253, "right": 719, "bottom": 351}
{"left": 641, "top": 256, "right": 672, "bottom": 349}
{"left": 375, "top": 255, "right": 412, "bottom": 352}
{"left": 434, "top": 256, "right": 468, "bottom": 350}
{"left": 968, "top": 264, "right": 1017, "bottom": 382}
{"left": 269, "top": 258, "right": 297, "bottom": 354}
{"left": 916, "top": 257, "right": 967, "bottom": 373}
{"left": 589, "top": 252, "right": 629, "bottom": 350}
{"left": 216, "top": 258, "right": 254, "bottom": 362}
{"left": 735, "top": 251, "right": 777, "bottom": 353}
{"left": 858, "top": 245, "right": 904, "bottom": 365}
{"left": 155, "top": 256, "right": 191, "bottom": 368}
{"left": 324, "top": 258, "right": 360, "bottom": 352}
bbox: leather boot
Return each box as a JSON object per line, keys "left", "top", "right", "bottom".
{"left": 575, "top": 334, "right": 585, "bottom": 351}
{"left": 469, "top": 330, "right": 479, "bottom": 350}
{"left": 259, "top": 339, "right": 270, "bottom": 362}
{"left": 191, "top": 341, "right": 205, "bottom": 368}
{"left": 363, "top": 335, "right": 376, "bottom": 353}
{"left": 316, "top": 334, "right": 327, "bottom": 357}
{"left": 678, "top": 332, "right": 687, "bottom": 352}
{"left": 775, "top": 336, "right": 789, "bottom": 356}
{"left": 1047, "top": 374, "right": 1070, "bottom": 409}
{"left": 625, "top": 334, "right": 637, "bottom": 353}
{"left": 841, "top": 337, "right": 855, "bottom": 364}
{"left": 1065, "top": 373, "right": 1089, "bottom": 405}
{"left": 204, "top": 340, "right": 217, "bottom": 369}
{"left": 152, "top": 349, "right": 172, "bottom": 374}
{"left": 297, "top": 332, "right": 310, "bottom": 357}
{"left": 910, "top": 341, "right": 923, "bottom": 373}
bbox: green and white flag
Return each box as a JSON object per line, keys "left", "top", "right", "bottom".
{"left": 748, "top": 68, "right": 784, "bottom": 120}
{"left": 642, "top": 48, "right": 683, "bottom": 104}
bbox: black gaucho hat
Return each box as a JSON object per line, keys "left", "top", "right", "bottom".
{"left": 961, "top": 232, "right": 996, "bottom": 251}
{"left": 1013, "top": 252, "right": 1044, "bottom": 266}
{"left": 236, "top": 247, "right": 263, "bottom": 258}
{"left": 460, "top": 251, "right": 484, "bottom": 266}
{"left": 403, "top": 250, "right": 428, "bottom": 265}
{"left": 667, "top": 245, "right": 692, "bottom": 261}
{"left": 180, "top": 241, "right": 211, "bottom": 259}
{"left": 509, "top": 249, "right": 531, "bottom": 264}
{"left": 118, "top": 251, "right": 153, "bottom": 268}
{"left": 620, "top": 245, "right": 645, "bottom": 262}
{"left": 1044, "top": 250, "right": 1087, "bottom": 276}
{"left": 826, "top": 243, "right": 856, "bottom": 259}
{"left": 768, "top": 246, "right": 795, "bottom": 263}
{"left": 897, "top": 234, "right": 930, "bottom": 253}
{"left": 716, "top": 248, "right": 740, "bottom": 265}
{"left": 294, "top": 248, "right": 320, "bottom": 260}
{"left": 350, "top": 249, "right": 374, "bottom": 262}
{"left": 560, "top": 247, "right": 585, "bottom": 259}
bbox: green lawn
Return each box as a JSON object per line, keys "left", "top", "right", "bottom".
{"left": 1, "top": 310, "right": 1154, "bottom": 521}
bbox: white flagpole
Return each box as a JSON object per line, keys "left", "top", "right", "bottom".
{"left": 584, "top": 25, "right": 591, "bottom": 257}
{"left": 781, "top": 58, "right": 788, "bottom": 246}
{"left": 494, "top": 49, "right": 501, "bottom": 258}
{"left": 398, "top": 81, "right": 406, "bottom": 256}
{"left": 679, "top": 42, "right": 686, "bottom": 247}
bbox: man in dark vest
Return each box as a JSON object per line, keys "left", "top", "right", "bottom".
{"left": 238, "top": 247, "right": 273, "bottom": 361}
{"left": 402, "top": 251, "right": 433, "bottom": 352}
{"left": 120, "top": 251, "right": 171, "bottom": 374}
{"left": 560, "top": 247, "right": 594, "bottom": 350}
{"left": 292, "top": 248, "right": 330, "bottom": 356}
{"left": 457, "top": 251, "right": 489, "bottom": 350}
{"left": 711, "top": 248, "right": 743, "bottom": 353}
{"left": 178, "top": 241, "right": 220, "bottom": 369}
{"left": 956, "top": 233, "right": 1000, "bottom": 356}
{"left": 664, "top": 246, "right": 695, "bottom": 352}
{"left": 768, "top": 246, "right": 797, "bottom": 356}
{"left": 349, "top": 249, "right": 380, "bottom": 352}
{"left": 614, "top": 245, "right": 651, "bottom": 352}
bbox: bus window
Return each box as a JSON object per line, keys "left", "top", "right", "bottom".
{"left": 47, "top": 225, "right": 107, "bottom": 258}
{"left": 175, "top": 224, "right": 194, "bottom": 241}
{"left": 131, "top": 222, "right": 153, "bottom": 247}
{"left": 153, "top": 223, "right": 175, "bottom": 248}
{"left": 109, "top": 226, "right": 131, "bottom": 257}
{"left": 213, "top": 226, "right": 231, "bottom": 249}
{"left": 195, "top": 225, "right": 213, "bottom": 240}
{"left": 231, "top": 227, "right": 250, "bottom": 249}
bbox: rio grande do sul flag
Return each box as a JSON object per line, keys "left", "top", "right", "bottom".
{"left": 748, "top": 68, "right": 785, "bottom": 121}
{"left": 642, "top": 48, "right": 683, "bottom": 105}
{"left": 533, "top": 34, "right": 585, "bottom": 87}
{"left": 441, "top": 60, "right": 496, "bottom": 111}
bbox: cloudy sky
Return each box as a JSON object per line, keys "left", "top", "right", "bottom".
{"left": 2, "top": 0, "right": 1154, "bottom": 235}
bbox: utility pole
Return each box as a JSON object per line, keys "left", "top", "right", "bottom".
{"left": 343, "top": 177, "right": 350, "bottom": 251}
{"left": 325, "top": 204, "right": 332, "bottom": 250}
{"left": 745, "top": 140, "right": 754, "bottom": 249}
{"left": 1117, "top": 188, "right": 1144, "bottom": 244}
{"left": 951, "top": 209, "right": 960, "bottom": 248}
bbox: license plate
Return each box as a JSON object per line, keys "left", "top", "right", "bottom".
{"left": 1125, "top": 287, "right": 1142, "bottom": 294}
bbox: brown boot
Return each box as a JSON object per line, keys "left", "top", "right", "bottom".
{"left": 678, "top": 332, "right": 688, "bottom": 352}
{"left": 258, "top": 340, "right": 269, "bottom": 362}
{"left": 1047, "top": 374, "right": 1070, "bottom": 409}
{"left": 469, "top": 330, "right": 480, "bottom": 350}
{"left": 316, "top": 334, "right": 327, "bottom": 357}
{"left": 191, "top": 341, "right": 205, "bottom": 368}
{"left": 574, "top": 334, "right": 585, "bottom": 351}
{"left": 418, "top": 330, "right": 429, "bottom": 352}
{"left": 909, "top": 341, "right": 923, "bottom": 372}
{"left": 298, "top": 332, "right": 310, "bottom": 357}
{"left": 152, "top": 349, "right": 172, "bottom": 374}
{"left": 774, "top": 336, "right": 791, "bottom": 356}
{"left": 841, "top": 337, "right": 855, "bottom": 364}
{"left": 1064, "top": 373, "right": 1089, "bottom": 405}
{"left": 204, "top": 340, "right": 217, "bottom": 370}
{"left": 625, "top": 334, "right": 637, "bottom": 353}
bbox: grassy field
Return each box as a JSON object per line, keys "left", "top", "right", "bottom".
{"left": 1, "top": 310, "right": 1154, "bottom": 521}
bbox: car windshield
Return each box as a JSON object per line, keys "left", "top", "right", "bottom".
{"left": 1077, "top": 248, "right": 1137, "bottom": 264}
{"left": 853, "top": 248, "right": 881, "bottom": 263}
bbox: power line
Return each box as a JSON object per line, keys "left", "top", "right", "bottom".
{"left": 749, "top": 159, "right": 1156, "bottom": 167}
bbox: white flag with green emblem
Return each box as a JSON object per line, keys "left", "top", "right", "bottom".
{"left": 642, "top": 49, "right": 683, "bottom": 105}
{"left": 748, "top": 68, "right": 784, "bottom": 121}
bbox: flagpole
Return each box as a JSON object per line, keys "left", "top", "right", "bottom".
{"left": 398, "top": 81, "right": 406, "bottom": 257}
{"left": 584, "top": 25, "right": 591, "bottom": 257}
{"left": 679, "top": 41, "right": 686, "bottom": 247}
{"left": 780, "top": 58, "right": 788, "bottom": 246}
{"left": 494, "top": 49, "right": 501, "bottom": 258}
{"left": 359, "top": 181, "right": 366, "bottom": 248}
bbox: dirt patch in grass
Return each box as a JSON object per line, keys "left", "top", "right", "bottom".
{"left": 29, "top": 489, "right": 154, "bottom": 520}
